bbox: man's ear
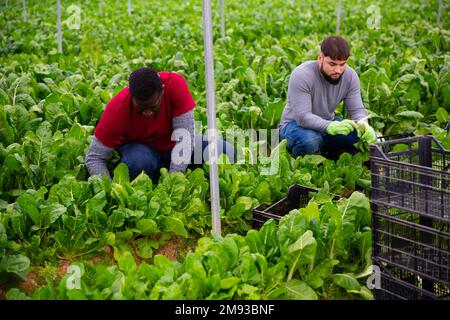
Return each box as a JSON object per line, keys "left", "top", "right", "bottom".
{"left": 318, "top": 51, "right": 323, "bottom": 63}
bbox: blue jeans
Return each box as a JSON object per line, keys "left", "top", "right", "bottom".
{"left": 118, "top": 135, "right": 235, "bottom": 181}
{"left": 280, "top": 118, "right": 359, "bottom": 160}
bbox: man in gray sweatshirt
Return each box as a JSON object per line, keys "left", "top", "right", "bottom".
{"left": 279, "top": 36, "right": 376, "bottom": 159}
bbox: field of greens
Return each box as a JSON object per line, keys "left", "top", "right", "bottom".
{"left": 0, "top": 0, "right": 449, "bottom": 300}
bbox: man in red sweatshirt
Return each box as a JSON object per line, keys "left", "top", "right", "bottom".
{"left": 85, "top": 67, "right": 234, "bottom": 181}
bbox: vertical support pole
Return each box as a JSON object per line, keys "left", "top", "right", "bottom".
{"left": 220, "top": 0, "right": 225, "bottom": 39}
{"left": 22, "top": 0, "right": 27, "bottom": 21}
{"left": 437, "top": 0, "right": 442, "bottom": 27}
{"left": 202, "top": 0, "right": 221, "bottom": 236}
{"left": 127, "top": 0, "right": 132, "bottom": 16}
{"left": 336, "top": 0, "right": 342, "bottom": 35}
{"left": 57, "top": 0, "right": 62, "bottom": 53}
{"left": 99, "top": 2, "right": 104, "bottom": 15}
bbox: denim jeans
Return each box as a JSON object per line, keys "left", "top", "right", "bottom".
{"left": 280, "top": 117, "right": 359, "bottom": 160}
{"left": 117, "top": 135, "right": 235, "bottom": 181}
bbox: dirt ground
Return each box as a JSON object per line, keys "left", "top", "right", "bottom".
{"left": 0, "top": 286, "right": 6, "bottom": 300}
{"left": 19, "top": 271, "right": 40, "bottom": 295}
{"left": 2, "top": 236, "right": 197, "bottom": 299}
{"left": 155, "top": 236, "right": 194, "bottom": 261}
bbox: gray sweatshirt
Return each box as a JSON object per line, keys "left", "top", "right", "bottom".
{"left": 279, "top": 61, "right": 367, "bottom": 132}
{"left": 85, "top": 109, "right": 194, "bottom": 179}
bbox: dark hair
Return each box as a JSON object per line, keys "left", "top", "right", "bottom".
{"left": 128, "top": 67, "right": 163, "bottom": 101}
{"left": 320, "top": 36, "right": 350, "bottom": 60}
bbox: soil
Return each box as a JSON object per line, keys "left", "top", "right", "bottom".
{"left": 56, "top": 260, "right": 71, "bottom": 282}
{"left": 19, "top": 271, "right": 41, "bottom": 295}
{"left": 83, "top": 245, "right": 115, "bottom": 266}
{"left": 0, "top": 286, "right": 6, "bottom": 300}
{"left": 103, "top": 245, "right": 114, "bottom": 259}
{"left": 155, "top": 236, "right": 194, "bottom": 261}
{"left": 2, "top": 238, "right": 198, "bottom": 298}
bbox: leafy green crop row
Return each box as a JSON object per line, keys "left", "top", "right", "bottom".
{"left": 6, "top": 191, "right": 372, "bottom": 300}
{"left": 0, "top": 0, "right": 449, "bottom": 299}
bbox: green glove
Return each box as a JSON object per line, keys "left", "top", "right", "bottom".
{"left": 357, "top": 122, "right": 377, "bottom": 143}
{"left": 326, "top": 120, "right": 358, "bottom": 136}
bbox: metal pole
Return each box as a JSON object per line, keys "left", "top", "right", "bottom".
{"left": 22, "top": 0, "right": 27, "bottom": 20}
{"left": 57, "top": 0, "right": 62, "bottom": 53}
{"left": 336, "top": 0, "right": 342, "bottom": 34}
{"left": 437, "top": 0, "right": 442, "bottom": 27}
{"left": 202, "top": 0, "right": 221, "bottom": 236}
{"left": 127, "top": 0, "right": 132, "bottom": 16}
{"left": 220, "top": 0, "right": 225, "bottom": 39}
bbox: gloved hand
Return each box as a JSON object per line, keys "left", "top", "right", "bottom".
{"left": 357, "top": 121, "right": 377, "bottom": 143}
{"left": 326, "top": 120, "right": 358, "bottom": 136}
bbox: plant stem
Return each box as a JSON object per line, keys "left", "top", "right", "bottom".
{"left": 287, "top": 253, "right": 300, "bottom": 281}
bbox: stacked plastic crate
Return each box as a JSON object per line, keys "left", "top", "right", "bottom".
{"left": 370, "top": 135, "right": 450, "bottom": 300}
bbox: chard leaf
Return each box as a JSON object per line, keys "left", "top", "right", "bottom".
{"left": 332, "top": 273, "right": 361, "bottom": 291}
{"left": 17, "top": 193, "right": 40, "bottom": 226}
{"left": 108, "top": 207, "right": 126, "bottom": 228}
{"left": 117, "top": 251, "right": 137, "bottom": 274}
{"left": 222, "top": 236, "right": 240, "bottom": 268}
{"left": 184, "top": 253, "right": 207, "bottom": 280}
{"left": 299, "top": 200, "right": 320, "bottom": 224}
{"left": 135, "top": 238, "right": 155, "bottom": 259}
{"left": 306, "top": 259, "right": 339, "bottom": 289}
{"left": 282, "top": 279, "right": 318, "bottom": 300}
{"left": 395, "top": 110, "right": 424, "bottom": 119}
{"left": 41, "top": 203, "right": 67, "bottom": 227}
{"left": 236, "top": 196, "right": 254, "bottom": 210}
{"left": 0, "top": 254, "right": 30, "bottom": 275}
{"left": 220, "top": 277, "right": 241, "bottom": 289}
{"left": 162, "top": 216, "right": 188, "bottom": 238}
{"left": 245, "top": 229, "right": 263, "bottom": 254}
{"left": 436, "top": 107, "right": 449, "bottom": 124}
{"left": 112, "top": 163, "right": 130, "bottom": 185}
{"left": 288, "top": 230, "right": 316, "bottom": 255}
{"left": 228, "top": 203, "right": 246, "bottom": 218}
{"left": 135, "top": 219, "right": 158, "bottom": 235}
{"left": 254, "top": 181, "right": 271, "bottom": 204}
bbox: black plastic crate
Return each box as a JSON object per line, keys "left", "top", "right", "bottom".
{"left": 377, "top": 132, "right": 415, "bottom": 142}
{"left": 372, "top": 205, "right": 450, "bottom": 284}
{"left": 370, "top": 135, "right": 450, "bottom": 223}
{"left": 252, "top": 184, "right": 317, "bottom": 229}
{"left": 363, "top": 133, "right": 416, "bottom": 168}
{"left": 252, "top": 184, "right": 339, "bottom": 229}
{"left": 373, "top": 258, "right": 450, "bottom": 300}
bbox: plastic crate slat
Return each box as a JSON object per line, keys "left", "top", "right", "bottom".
{"left": 372, "top": 211, "right": 450, "bottom": 237}
{"left": 373, "top": 258, "right": 450, "bottom": 300}
{"left": 376, "top": 256, "right": 450, "bottom": 286}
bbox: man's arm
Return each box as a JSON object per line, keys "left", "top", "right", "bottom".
{"left": 344, "top": 69, "right": 368, "bottom": 122}
{"left": 169, "top": 109, "right": 194, "bottom": 173}
{"left": 85, "top": 136, "right": 113, "bottom": 179}
{"left": 289, "top": 68, "right": 333, "bottom": 132}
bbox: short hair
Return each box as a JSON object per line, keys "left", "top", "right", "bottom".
{"left": 320, "top": 36, "right": 350, "bottom": 60}
{"left": 128, "top": 67, "right": 163, "bottom": 101}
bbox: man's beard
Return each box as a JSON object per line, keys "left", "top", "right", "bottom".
{"left": 320, "top": 64, "right": 343, "bottom": 85}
